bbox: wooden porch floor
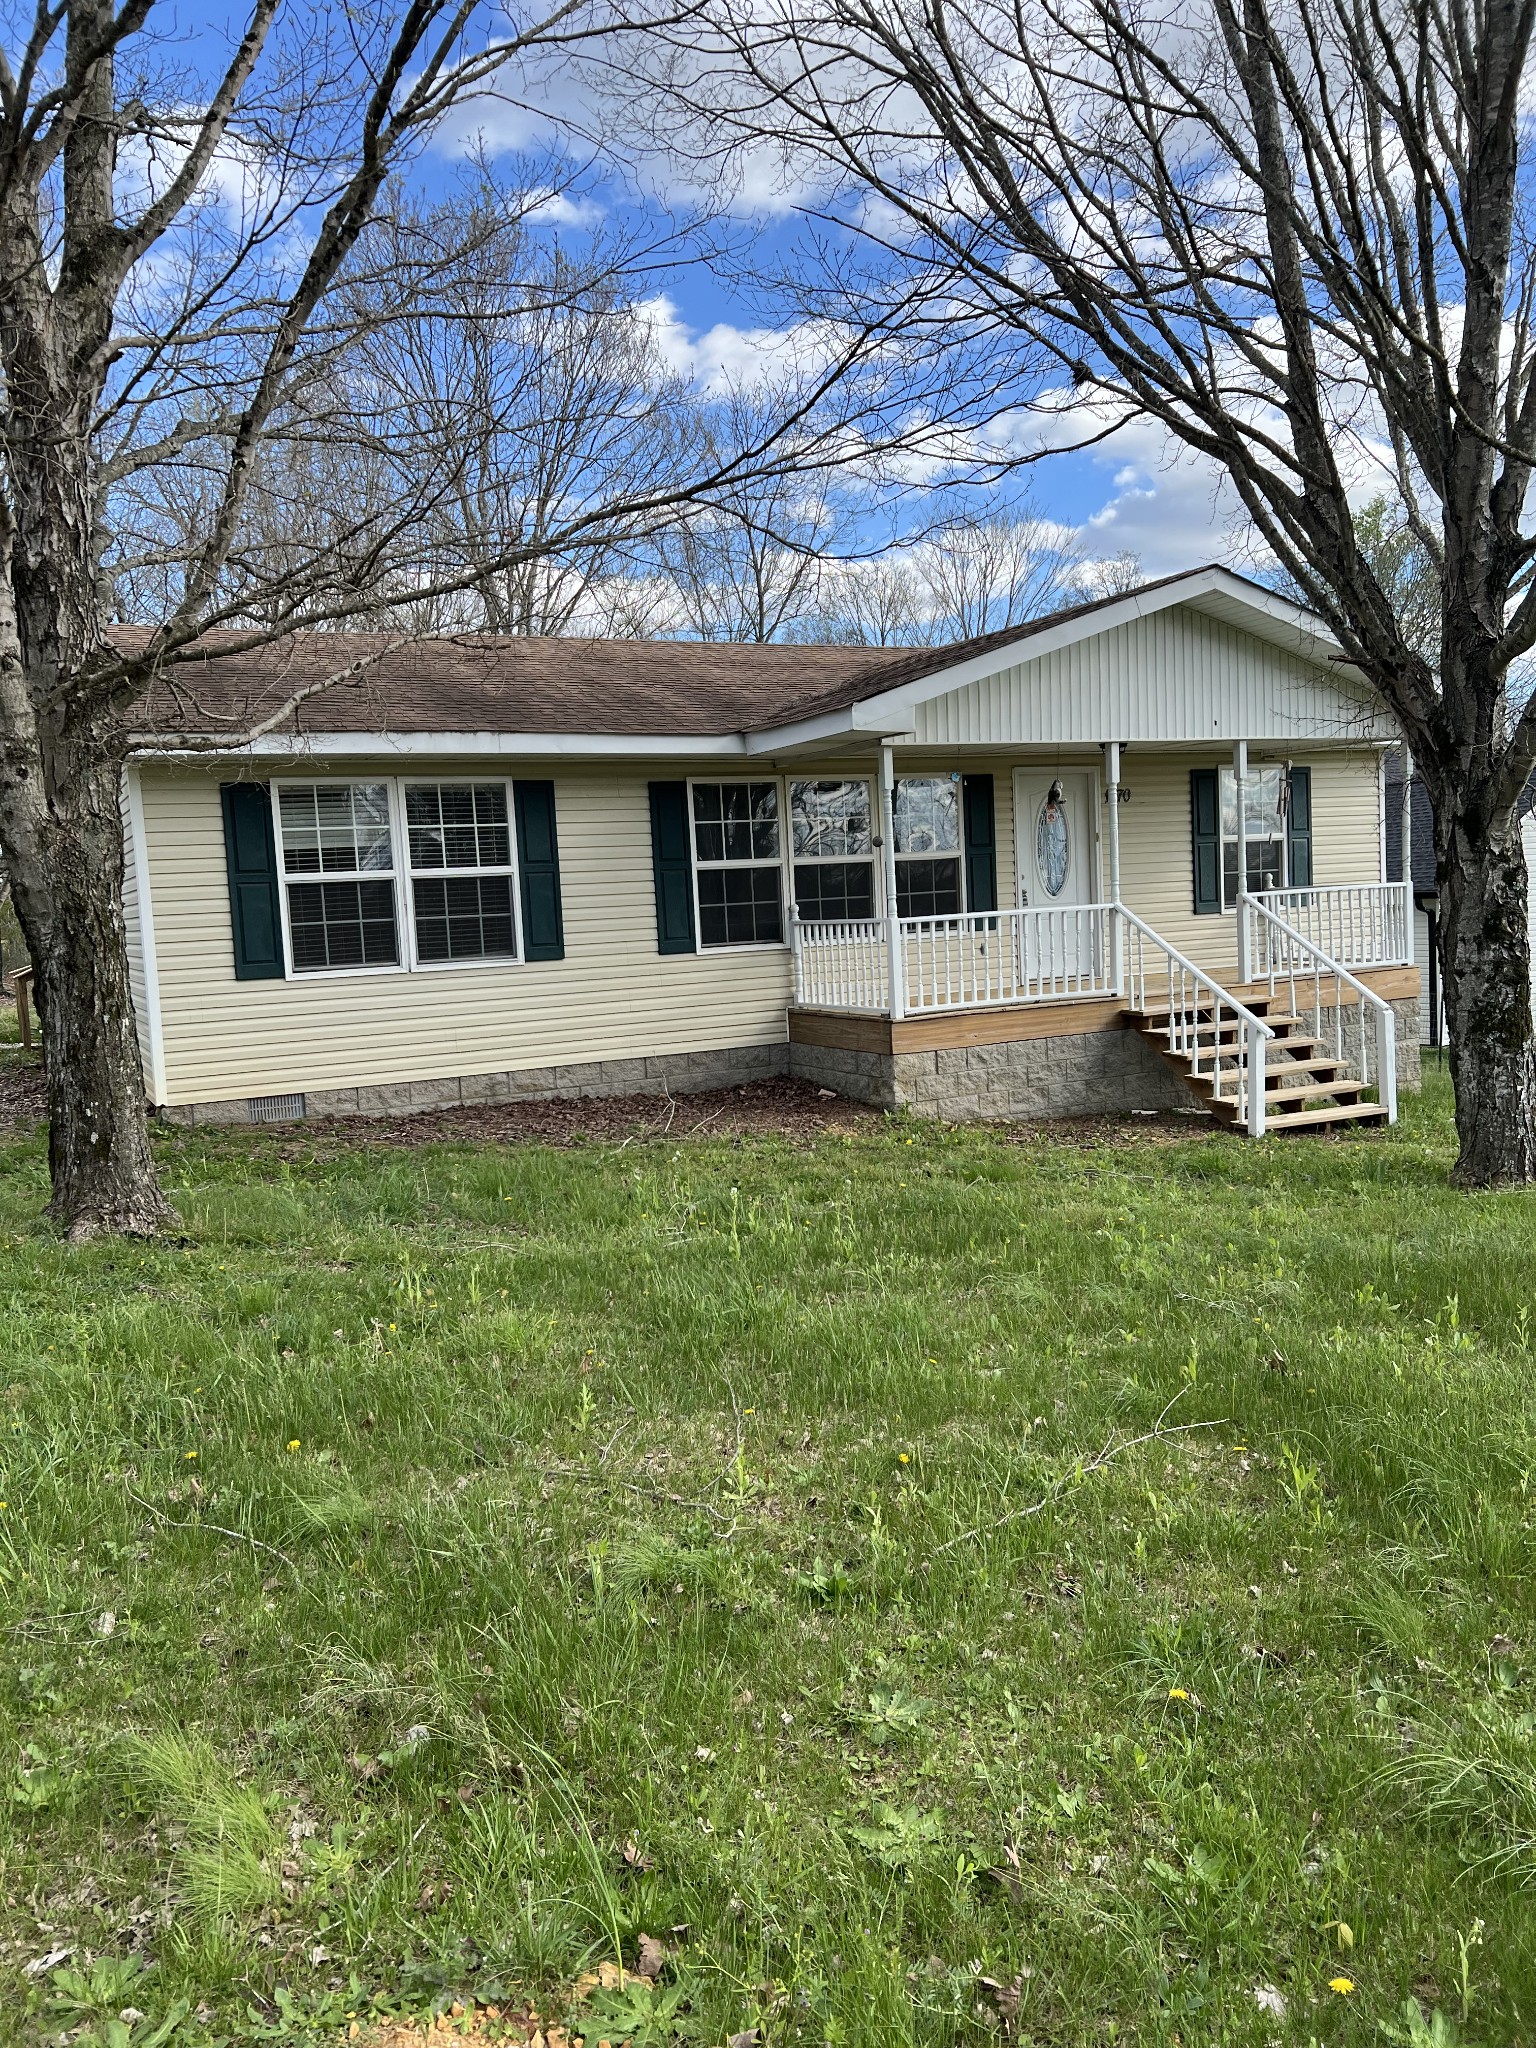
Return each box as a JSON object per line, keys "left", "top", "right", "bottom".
{"left": 788, "top": 965, "right": 1420, "bottom": 1055}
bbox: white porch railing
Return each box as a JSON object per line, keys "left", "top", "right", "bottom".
{"left": 1242, "top": 892, "right": 1398, "bottom": 1123}
{"left": 1248, "top": 881, "right": 1413, "bottom": 969}
{"left": 1120, "top": 905, "right": 1274, "bottom": 1136}
{"left": 790, "top": 903, "right": 1117, "bottom": 1016}
{"left": 792, "top": 916, "right": 888, "bottom": 1012}
{"left": 902, "top": 903, "right": 1115, "bottom": 1012}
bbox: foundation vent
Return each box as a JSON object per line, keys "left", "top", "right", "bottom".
{"left": 248, "top": 1093, "right": 306, "bottom": 1123}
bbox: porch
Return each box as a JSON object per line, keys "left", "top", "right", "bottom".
{"left": 788, "top": 883, "right": 1419, "bottom": 1136}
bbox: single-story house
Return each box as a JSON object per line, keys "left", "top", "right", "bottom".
{"left": 124, "top": 565, "right": 1421, "bottom": 1135}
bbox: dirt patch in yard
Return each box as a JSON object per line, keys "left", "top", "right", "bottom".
{"left": 197, "top": 1076, "right": 1220, "bottom": 1154}
{"left": 0, "top": 1048, "right": 44, "bottom": 1132}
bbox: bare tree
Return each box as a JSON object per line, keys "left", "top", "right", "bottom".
{"left": 647, "top": 387, "right": 846, "bottom": 639}
{"left": 805, "top": 500, "right": 1119, "bottom": 643}
{"left": 329, "top": 182, "right": 703, "bottom": 635}
{"left": 921, "top": 507, "right": 1090, "bottom": 639}
{"left": 0, "top": 1, "right": 936, "bottom": 1237}
{"left": 629, "top": 0, "right": 1536, "bottom": 1185}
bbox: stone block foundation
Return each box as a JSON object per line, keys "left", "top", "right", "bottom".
{"left": 158, "top": 1041, "right": 788, "bottom": 1127}
{"left": 789, "top": 1022, "right": 1195, "bottom": 1120}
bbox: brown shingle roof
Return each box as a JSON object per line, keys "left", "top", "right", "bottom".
{"left": 128, "top": 567, "right": 1233, "bottom": 741}
{"left": 131, "top": 630, "right": 892, "bottom": 739}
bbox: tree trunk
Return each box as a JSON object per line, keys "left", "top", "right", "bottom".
{"left": 1439, "top": 818, "right": 1536, "bottom": 1187}
{"left": 1, "top": 730, "right": 175, "bottom": 1239}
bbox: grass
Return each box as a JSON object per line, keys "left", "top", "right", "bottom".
{"left": 1, "top": 1061, "right": 1535, "bottom": 2045}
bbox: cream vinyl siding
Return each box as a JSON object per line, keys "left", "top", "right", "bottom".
{"left": 909, "top": 606, "right": 1392, "bottom": 747}
{"left": 1081, "top": 749, "right": 1383, "bottom": 981}
{"left": 141, "top": 764, "right": 797, "bottom": 1106}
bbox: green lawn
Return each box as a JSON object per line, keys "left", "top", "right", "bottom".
{"left": 2, "top": 1066, "right": 1534, "bottom": 2047}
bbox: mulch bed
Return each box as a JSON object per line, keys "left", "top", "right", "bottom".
{"left": 216, "top": 1076, "right": 1217, "bottom": 1154}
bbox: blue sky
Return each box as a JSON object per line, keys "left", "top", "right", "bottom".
{"left": 116, "top": 3, "right": 1244, "bottom": 584}
{"left": 419, "top": 76, "right": 1244, "bottom": 581}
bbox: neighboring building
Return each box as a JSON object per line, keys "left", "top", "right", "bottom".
{"left": 1386, "top": 753, "right": 1536, "bottom": 1046}
{"left": 125, "top": 566, "right": 1420, "bottom": 1134}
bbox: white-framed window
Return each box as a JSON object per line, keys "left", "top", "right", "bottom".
{"left": 404, "top": 781, "right": 519, "bottom": 964}
{"left": 788, "top": 778, "right": 876, "bottom": 922}
{"left": 272, "top": 777, "right": 524, "bottom": 974}
{"left": 1221, "top": 765, "right": 1286, "bottom": 908}
{"left": 689, "top": 779, "right": 786, "bottom": 947}
{"left": 893, "top": 775, "right": 964, "bottom": 919}
{"left": 275, "top": 781, "right": 401, "bottom": 973}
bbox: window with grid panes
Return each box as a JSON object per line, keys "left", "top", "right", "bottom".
{"left": 405, "top": 782, "right": 518, "bottom": 962}
{"left": 1220, "top": 766, "right": 1286, "bottom": 908}
{"left": 276, "top": 782, "right": 400, "bottom": 971}
{"left": 893, "top": 775, "right": 963, "bottom": 919}
{"left": 788, "top": 779, "right": 875, "bottom": 921}
{"left": 690, "top": 781, "right": 784, "bottom": 946}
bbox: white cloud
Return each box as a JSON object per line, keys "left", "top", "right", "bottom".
{"left": 638, "top": 293, "right": 840, "bottom": 393}
{"left": 525, "top": 187, "right": 606, "bottom": 229}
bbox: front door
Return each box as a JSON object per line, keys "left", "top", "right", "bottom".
{"left": 1014, "top": 769, "right": 1098, "bottom": 981}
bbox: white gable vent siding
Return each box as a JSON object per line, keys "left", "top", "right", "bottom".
{"left": 137, "top": 766, "right": 795, "bottom": 1108}
{"left": 909, "top": 609, "right": 1386, "bottom": 748}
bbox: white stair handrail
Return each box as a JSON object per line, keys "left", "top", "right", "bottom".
{"left": 1241, "top": 893, "right": 1398, "bottom": 1124}
{"left": 1116, "top": 903, "right": 1275, "bottom": 1136}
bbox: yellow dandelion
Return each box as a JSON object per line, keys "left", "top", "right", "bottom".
{"left": 287, "top": 1439, "right": 301, "bottom": 1452}
{"left": 184, "top": 1449, "right": 198, "bottom": 1460}
{"left": 1167, "top": 1687, "right": 1189, "bottom": 1701}
{"left": 898, "top": 1452, "right": 911, "bottom": 1465}
{"left": 1328, "top": 1977, "right": 1355, "bottom": 1996}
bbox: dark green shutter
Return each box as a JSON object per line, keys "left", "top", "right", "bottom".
{"left": 513, "top": 780, "right": 564, "bottom": 961}
{"left": 1191, "top": 767, "right": 1221, "bottom": 915}
{"left": 219, "top": 781, "right": 285, "bottom": 979}
{"left": 648, "top": 781, "right": 697, "bottom": 954}
{"left": 962, "top": 774, "right": 997, "bottom": 912}
{"left": 1286, "top": 765, "right": 1313, "bottom": 888}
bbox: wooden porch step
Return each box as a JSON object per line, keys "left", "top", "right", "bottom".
{"left": 1129, "top": 992, "right": 1386, "bottom": 1138}
{"left": 1177, "top": 1068, "right": 1368, "bottom": 1106}
{"left": 1262, "top": 1100, "right": 1390, "bottom": 1131}
{"left": 1264, "top": 1077, "right": 1370, "bottom": 1103}
{"left": 1139, "top": 1022, "right": 1338, "bottom": 1062}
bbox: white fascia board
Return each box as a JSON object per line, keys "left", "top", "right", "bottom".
{"left": 142, "top": 729, "right": 753, "bottom": 762}
{"left": 741, "top": 705, "right": 905, "bottom": 754}
{"left": 835, "top": 567, "right": 1358, "bottom": 729}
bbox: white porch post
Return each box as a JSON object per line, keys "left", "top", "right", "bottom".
{"left": 1233, "top": 739, "right": 1251, "bottom": 983}
{"left": 1106, "top": 740, "right": 1124, "bottom": 993}
{"left": 879, "top": 742, "right": 905, "bottom": 1021}
{"left": 1400, "top": 743, "right": 1415, "bottom": 966}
